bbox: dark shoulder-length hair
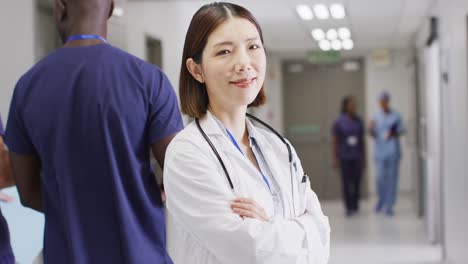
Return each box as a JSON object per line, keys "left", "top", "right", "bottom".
{"left": 179, "top": 2, "right": 267, "bottom": 119}
{"left": 341, "top": 95, "right": 353, "bottom": 113}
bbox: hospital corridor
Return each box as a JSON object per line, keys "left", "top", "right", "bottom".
{"left": 0, "top": 0, "right": 467, "bottom": 263}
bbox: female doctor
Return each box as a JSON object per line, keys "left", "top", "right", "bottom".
{"left": 164, "top": 2, "right": 330, "bottom": 264}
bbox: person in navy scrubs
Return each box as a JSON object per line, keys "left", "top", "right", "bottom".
{"left": 0, "top": 115, "right": 15, "bottom": 264}
{"left": 4, "top": 0, "right": 183, "bottom": 263}
{"left": 332, "top": 96, "right": 365, "bottom": 217}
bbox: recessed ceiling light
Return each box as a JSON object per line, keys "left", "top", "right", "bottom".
{"left": 312, "top": 29, "right": 326, "bottom": 41}
{"left": 330, "top": 4, "right": 346, "bottom": 19}
{"left": 338, "top": 27, "right": 351, "bottom": 39}
{"left": 326, "top": 29, "right": 338, "bottom": 40}
{"left": 343, "top": 39, "right": 354, "bottom": 50}
{"left": 331, "top": 39, "right": 342, "bottom": 50}
{"left": 319, "top": 40, "right": 331, "bottom": 51}
{"left": 313, "top": 4, "right": 330, "bottom": 20}
{"left": 296, "top": 5, "right": 314, "bottom": 20}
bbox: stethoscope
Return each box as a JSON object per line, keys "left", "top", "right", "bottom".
{"left": 196, "top": 113, "right": 308, "bottom": 216}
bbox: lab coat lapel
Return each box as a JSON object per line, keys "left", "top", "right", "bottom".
{"left": 198, "top": 112, "right": 248, "bottom": 191}
{"left": 248, "top": 124, "right": 294, "bottom": 217}
{"left": 247, "top": 123, "right": 288, "bottom": 187}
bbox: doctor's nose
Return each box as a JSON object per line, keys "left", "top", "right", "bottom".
{"left": 234, "top": 51, "right": 252, "bottom": 73}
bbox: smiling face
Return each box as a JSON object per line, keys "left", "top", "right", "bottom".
{"left": 189, "top": 17, "right": 267, "bottom": 111}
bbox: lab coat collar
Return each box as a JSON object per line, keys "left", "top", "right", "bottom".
{"left": 198, "top": 111, "right": 226, "bottom": 137}
{"left": 200, "top": 111, "right": 262, "bottom": 138}
{"left": 199, "top": 110, "right": 275, "bottom": 155}
{"left": 245, "top": 118, "right": 275, "bottom": 152}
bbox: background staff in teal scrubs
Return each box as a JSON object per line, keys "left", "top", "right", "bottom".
{"left": 369, "top": 92, "right": 405, "bottom": 217}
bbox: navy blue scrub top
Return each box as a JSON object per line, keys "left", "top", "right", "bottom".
{"left": 332, "top": 113, "right": 364, "bottom": 161}
{"left": 5, "top": 44, "right": 183, "bottom": 264}
{"left": 0, "top": 115, "right": 15, "bottom": 264}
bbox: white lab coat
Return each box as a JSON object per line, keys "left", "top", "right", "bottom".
{"left": 164, "top": 112, "right": 330, "bottom": 264}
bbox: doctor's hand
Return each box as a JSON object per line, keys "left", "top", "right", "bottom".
{"left": 231, "top": 198, "right": 270, "bottom": 222}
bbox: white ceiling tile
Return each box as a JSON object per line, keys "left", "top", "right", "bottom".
{"left": 122, "top": 0, "right": 433, "bottom": 56}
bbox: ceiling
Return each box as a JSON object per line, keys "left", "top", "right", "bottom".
{"left": 64, "top": 0, "right": 435, "bottom": 57}
{"left": 125, "top": 0, "right": 435, "bottom": 56}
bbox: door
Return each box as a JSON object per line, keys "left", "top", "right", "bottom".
{"left": 146, "top": 36, "right": 163, "bottom": 69}
{"left": 145, "top": 36, "right": 164, "bottom": 184}
{"left": 283, "top": 60, "right": 366, "bottom": 200}
{"left": 423, "top": 41, "right": 443, "bottom": 244}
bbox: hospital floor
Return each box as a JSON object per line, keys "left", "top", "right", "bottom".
{"left": 321, "top": 195, "right": 443, "bottom": 264}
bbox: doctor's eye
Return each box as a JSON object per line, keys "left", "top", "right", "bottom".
{"left": 250, "top": 44, "right": 262, "bottom": 50}
{"left": 216, "top": 50, "right": 231, "bottom": 56}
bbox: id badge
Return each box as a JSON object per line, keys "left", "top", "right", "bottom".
{"left": 347, "top": 136, "right": 358, "bottom": 146}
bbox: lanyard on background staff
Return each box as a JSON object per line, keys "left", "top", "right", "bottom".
{"left": 66, "top": 34, "right": 108, "bottom": 44}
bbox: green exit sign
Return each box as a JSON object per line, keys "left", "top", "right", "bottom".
{"left": 306, "top": 51, "right": 341, "bottom": 63}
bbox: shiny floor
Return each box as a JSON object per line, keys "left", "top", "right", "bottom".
{"left": 321, "top": 195, "right": 443, "bottom": 264}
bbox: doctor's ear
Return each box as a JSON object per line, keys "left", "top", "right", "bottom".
{"left": 186, "top": 58, "right": 205, "bottom": 84}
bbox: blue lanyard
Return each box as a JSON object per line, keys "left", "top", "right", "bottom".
{"left": 225, "top": 129, "right": 272, "bottom": 192}
{"left": 66, "top": 34, "right": 108, "bottom": 44}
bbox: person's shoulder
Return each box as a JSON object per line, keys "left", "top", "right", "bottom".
{"left": 166, "top": 122, "right": 205, "bottom": 153}
{"left": 256, "top": 127, "right": 302, "bottom": 162}
{"left": 253, "top": 126, "right": 291, "bottom": 152}
{"left": 335, "top": 114, "right": 346, "bottom": 124}
{"left": 394, "top": 110, "right": 403, "bottom": 118}
{"left": 373, "top": 111, "right": 383, "bottom": 120}
{"left": 12, "top": 64, "right": 40, "bottom": 97}
{"left": 106, "top": 45, "right": 161, "bottom": 71}
{"left": 164, "top": 121, "right": 222, "bottom": 167}
{"left": 105, "top": 46, "right": 169, "bottom": 89}
{"left": 8, "top": 49, "right": 62, "bottom": 101}
{"left": 388, "top": 109, "right": 402, "bottom": 120}
{"left": 22, "top": 49, "right": 62, "bottom": 80}
{"left": 333, "top": 114, "right": 342, "bottom": 122}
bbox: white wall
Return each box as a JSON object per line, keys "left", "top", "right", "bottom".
{"left": 251, "top": 53, "right": 284, "bottom": 133}
{"left": 364, "top": 49, "right": 418, "bottom": 197}
{"left": 0, "top": 1, "right": 35, "bottom": 118}
{"left": 124, "top": 1, "right": 201, "bottom": 97}
{"left": 0, "top": 1, "right": 45, "bottom": 263}
{"left": 419, "top": 0, "right": 468, "bottom": 262}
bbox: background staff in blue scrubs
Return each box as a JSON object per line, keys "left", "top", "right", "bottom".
{"left": 332, "top": 96, "right": 365, "bottom": 217}
{"left": 0, "top": 115, "right": 15, "bottom": 264}
{"left": 369, "top": 92, "right": 405, "bottom": 217}
{"left": 4, "top": 0, "right": 183, "bottom": 263}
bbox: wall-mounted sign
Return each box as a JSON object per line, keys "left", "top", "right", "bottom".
{"left": 306, "top": 51, "right": 341, "bottom": 64}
